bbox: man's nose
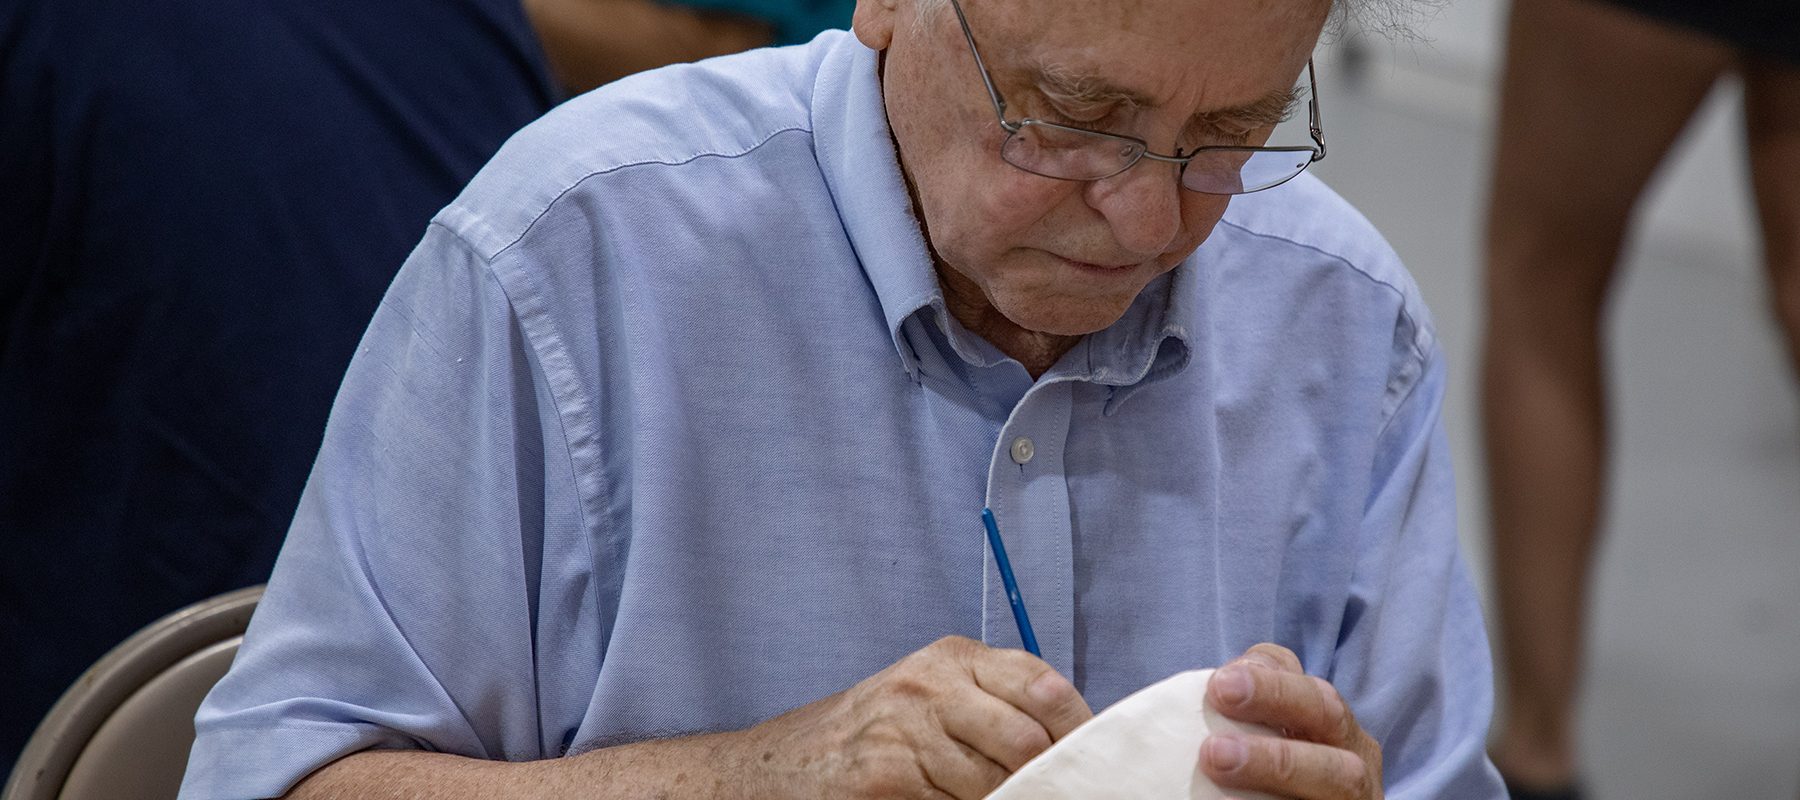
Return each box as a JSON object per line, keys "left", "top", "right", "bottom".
{"left": 1084, "top": 160, "right": 1184, "bottom": 257}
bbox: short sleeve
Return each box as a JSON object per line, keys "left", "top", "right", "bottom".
{"left": 1333, "top": 343, "right": 1507, "bottom": 798}
{"left": 178, "top": 224, "right": 598, "bottom": 800}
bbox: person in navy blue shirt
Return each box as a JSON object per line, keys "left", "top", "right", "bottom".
{"left": 0, "top": 0, "right": 559, "bottom": 774}
{"left": 0, "top": 0, "right": 853, "bottom": 778}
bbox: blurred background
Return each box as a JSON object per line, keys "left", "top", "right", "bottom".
{"left": 1314, "top": 3, "right": 1800, "bottom": 798}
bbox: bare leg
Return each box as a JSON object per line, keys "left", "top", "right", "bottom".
{"left": 1738, "top": 58, "right": 1800, "bottom": 800}
{"left": 1743, "top": 59, "right": 1800, "bottom": 379}
{"left": 1482, "top": 0, "right": 1734, "bottom": 789}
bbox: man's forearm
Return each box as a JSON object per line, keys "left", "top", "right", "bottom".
{"left": 285, "top": 731, "right": 750, "bottom": 800}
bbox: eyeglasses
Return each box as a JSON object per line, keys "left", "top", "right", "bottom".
{"left": 946, "top": 0, "right": 1326, "bottom": 196}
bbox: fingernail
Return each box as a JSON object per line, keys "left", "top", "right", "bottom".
{"left": 1206, "top": 735, "right": 1248, "bottom": 771}
{"left": 1214, "top": 666, "right": 1252, "bottom": 707}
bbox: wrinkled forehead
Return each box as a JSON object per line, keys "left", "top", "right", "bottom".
{"left": 960, "top": 0, "right": 1330, "bottom": 109}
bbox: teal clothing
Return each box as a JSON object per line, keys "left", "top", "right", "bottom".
{"left": 679, "top": 0, "right": 852, "bottom": 44}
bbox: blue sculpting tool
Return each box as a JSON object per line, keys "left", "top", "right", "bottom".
{"left": 981, "top": 508, "right": 1040, "bottom": 658}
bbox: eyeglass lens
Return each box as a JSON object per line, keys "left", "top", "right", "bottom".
{"left": 999, "top": 122, "right": 1316, "bottom": 195}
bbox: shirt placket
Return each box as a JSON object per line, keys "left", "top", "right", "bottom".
{"left": 981, "top": 377, "right": 1078, "bottom": 679}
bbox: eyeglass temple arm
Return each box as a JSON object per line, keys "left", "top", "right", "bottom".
{"left": 949, "top": 0, "right": 1011, "bottom": 121}
{"left": 1306, "top": 59, "right": 1326, "bottom": 161}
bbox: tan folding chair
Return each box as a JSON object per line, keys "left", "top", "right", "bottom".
{"left": 3, "top": 586, "right": 262, "bottom": 800}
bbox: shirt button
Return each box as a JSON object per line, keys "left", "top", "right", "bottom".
{"left": 1009, "top": 436, "right": 1035, "bottom": 465}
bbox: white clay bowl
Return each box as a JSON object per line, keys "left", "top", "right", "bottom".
{"left": 987, "top": 668, "right": 1280, "bottom": 800}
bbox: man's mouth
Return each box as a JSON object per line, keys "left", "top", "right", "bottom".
{"left": 1057, "top": 254, "right": 1138, "bottom": 271}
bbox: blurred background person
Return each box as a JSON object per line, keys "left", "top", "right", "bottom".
{"left": 1479, "top": 1, "right": 1799, "bottom": 799}
{"left": 0, "top": 0, "right": 847, "bottom": 778}
{"left": 526, "top": 0, "right": 851, "bottom": 91}
{"left": 0, "top": 0, "right": 556, "bottom": 775}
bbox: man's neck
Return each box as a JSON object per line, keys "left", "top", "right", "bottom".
{"left": 878, "top": 51, "right": 1079, "bottom": 379}
{"left": 934, "top": 262, "right": 1080, "bottom": 379}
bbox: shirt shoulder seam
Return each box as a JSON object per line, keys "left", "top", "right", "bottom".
{"left": 424, "top": 220, "right": 607, "bottom": 650}
{"left": 1215, "top": 217, "right": 1432, "bottom": 423}
{"left": 477, "top": 125, "right": 816, "bottom": 261}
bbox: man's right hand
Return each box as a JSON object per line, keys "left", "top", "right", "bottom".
{"left": 723, "top": 635, "right": 1093, "bottom": 799}
{"left": 285, "top": 636, "right": 1089, "bottom": 800}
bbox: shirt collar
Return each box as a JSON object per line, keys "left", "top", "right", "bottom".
{"left": 811, "top": 35, "right": 1197, "bottom": 397}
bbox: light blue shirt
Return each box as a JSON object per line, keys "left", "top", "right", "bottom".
{"left": 181, "top": 30, "right": 1503, "bottom": 800}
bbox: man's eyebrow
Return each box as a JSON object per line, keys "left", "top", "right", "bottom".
{"left": 1030, "top": 59, "right": 1302, "bottom": 127}
{"left": 1194, "top": 88, "right": 1302, "bottom": 128}
{"left": 1034, "top": 61, "right": 1149, "bottom": 110}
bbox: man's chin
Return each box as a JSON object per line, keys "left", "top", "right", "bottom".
{"left": 997, "top": 298, "right": 1136, "bottom": 338}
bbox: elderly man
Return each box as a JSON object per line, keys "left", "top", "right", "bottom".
{"left": 179, "top": 0, "right": 1505, "bottom": 797}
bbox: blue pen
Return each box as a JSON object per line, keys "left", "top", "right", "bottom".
{"left": 981, "top": 508, "right": 1041, "bottom": 658}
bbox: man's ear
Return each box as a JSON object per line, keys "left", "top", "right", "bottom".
{"left": 852, "top": 0, "right": 901, "bottom": 51}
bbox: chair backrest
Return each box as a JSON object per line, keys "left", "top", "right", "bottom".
{"left": 3, "top": 586, "right": 262, "bottom": 800}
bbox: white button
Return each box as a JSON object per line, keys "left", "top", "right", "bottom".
{"left": 1009, "top": 436, "right": 1035, "bottom": 465}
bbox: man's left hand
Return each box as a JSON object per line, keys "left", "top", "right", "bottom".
{"left": 1200, "top": 643, "right": 1384, "bottom": 800}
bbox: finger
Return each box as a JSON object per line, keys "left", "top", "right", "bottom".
{"left": 1202, "top": 733, "right": 1374, "bottom": 800}
{"left": 909, "top": 780, "right": 959, "bottom": 800}
{"left": 1209, "top": 664, "right": 1356, "bottom": 748}
{"left": 1300, "top": 675, "right": 1367, "bottom": 751}
{"left": 935, "top": 680, "right": 1055, "bottom": 772}
{"left": 916, "top": 731, "right": 1012, "bottom": 800}
{"left": 1237, "top": 642, "right": 1304, "bottom": 674}
{"left": 964, "top": 647, "right": 1093, "bottom": 741}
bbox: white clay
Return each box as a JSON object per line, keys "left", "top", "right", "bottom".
{"left": 986, "top": 669, "right": 1280, "bottom": 800}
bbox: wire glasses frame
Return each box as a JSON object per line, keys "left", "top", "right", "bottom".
{"left": 946, "top": 0, "right": 1327, "bottom": 195}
